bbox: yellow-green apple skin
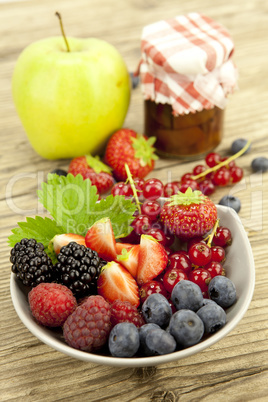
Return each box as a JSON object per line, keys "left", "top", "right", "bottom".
{"left": 12, "top": 37, "right": 131, "bottom": 159}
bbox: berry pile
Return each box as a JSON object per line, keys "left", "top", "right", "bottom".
{"left": 10, "top": 188, "right": 237, "bottom": 359}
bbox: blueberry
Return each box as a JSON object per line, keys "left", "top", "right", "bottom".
{"left": 141, "top": 293, "right": 172, "bottom": 328}
{"left": 108, "top": 322, "right": 140, "bottom": 357}
{"left": 208, "top": 276, "right": 236, "bottom": 308}
{"left": 201, "top": 298, "right": 218, "bottom": 307}
{"left": 231, "top": 139, "right": 251, "bottom": 154}
{"left": 197, "top": 303, "right": 226, "bottom": 333}
{"left": 251, "top": 157, "right": 268, "bottom": 173}
{"left": 169, "top": 309, "right": 204, "bottom": 347}
{"left": 139, "top": 323, "right": 160, "bottom": 354}
{"left": 144, "top": 328, "right": 176, "bottom": 356}
{"left": 171, "top": 280, "right": 203, "bottom": 312}
{"left": 219, "top": 195, "right": 241, "bottom": 213}
{"left": 50, "top": 168, "right": 68, "bottom": 176}
{"left": 129, "top": 72, "right": 139, "bottom": 89}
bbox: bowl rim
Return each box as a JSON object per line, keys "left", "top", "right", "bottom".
{"left": 10, "top": 204, "right": 255, "bottom": 367}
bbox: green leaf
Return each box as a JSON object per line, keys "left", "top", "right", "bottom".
{"left": 88, "top": 194, "right": 136, "bottom": 238}
{"left": 38, "top": 173, "right": 99, "bottom": 235}
{"left": 8, "top": 216, "right": 65, "bottom": 262}
{"left": 37, "top": 173, "right": 136, "bottom": 238}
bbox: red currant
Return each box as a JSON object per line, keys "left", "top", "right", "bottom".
{"left": 146, "top": 228, "right": 168, "bottom": 247}
{"left": 187, "top": 237, "right": 206, "bottom": 252}
{"left": 204, "top": 261, "right": 224, "bottom": 278}
{"left": 143, "top": 178, "right": 164, "bottom": 200}
{"left": 133, "top": 177, "right": 145, "bottom": 198}
{"left": 210, "top": 246, "right": 225, "bottom": 263}
{"left": 181, "top": 173, "right": 193, "bottom": 182}
{"left": 179, "top": 179, "right": 199, "bottom": 192}
{"left": 193, "top": 164, "right": 206, "bottom": 176}
{"left": 163, "top": 181, "right": 180, "bottom": 197}
{"left": 120, "top": 230, "right": 140, "bottom": 244}
{"left": 131, "top": 214, "right": 152, "bottom": 235}
{"left": 205, "top": 152, "right": 221, "bottom": 167}
{"left": 163, "top": 233, "right": 175, "bottom": 247}
{"left": 213, "top": 226, "right": 232, "bottom": 247}
{"left": 220, "top": 157, "right": 236, "bottom": 169}
{"left": 229, "top": 166, "right": 244, "bottom": 183}
{"left": 199, "top": 179, "right": 215, "bottom": 195}
{"left": 139, "top": 280, "right": 168, "bottom": 304}
{"left": 163, "top": 267, "right": 188, "bottom": 293}
{"left": 212, "top": 167, "right": 231, "bottom": 186}
{"left": 141, "top": 200, "right": 161, "bottom": 221}
{"left": 189, "top": 242, "right": 212, "bottom": 266}
{"left": 168, "top": 252, "right": 192, "bottom": 275}
{"left": 111, "top": 182, "right": 132, "bottom": 197}
{"left": 189, "top": 268, "right": 212, "bottom": 296}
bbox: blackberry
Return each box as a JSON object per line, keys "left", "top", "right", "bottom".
{"left": 10, "top": 238, "right": 55, "bottom": 287}
{"left": 55, "top": 242, "right": 106, "bottom": 298}
{"left": 50, "top": 168, "right": 68, "bottom": 176}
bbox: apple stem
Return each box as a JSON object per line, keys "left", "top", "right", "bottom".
{"left": 55, "top": 12, "right": 71, "bottom": 52}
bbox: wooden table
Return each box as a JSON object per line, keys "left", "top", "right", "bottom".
{"left": 1, "top": 0, "right": 268, "bottom": 400}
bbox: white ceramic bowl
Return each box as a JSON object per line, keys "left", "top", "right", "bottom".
{"left": 10, "top": 204, "right": 255, "bottom": 367}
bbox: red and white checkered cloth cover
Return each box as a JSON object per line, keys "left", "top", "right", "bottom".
{"left": 138, "top": 13, "right": 238, "bottom": 115}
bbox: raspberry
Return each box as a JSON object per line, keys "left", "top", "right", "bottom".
{"left": 110, "top": 300, "right": 145, "bottom": 328}
{"left": 63, "top": 295, "right": 111, "bottom": 352}
{"left": 28, "top": 283, "right": 77, "bottom": 327}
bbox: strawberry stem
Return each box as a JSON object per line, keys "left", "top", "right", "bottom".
{"left": 191, "top": 141, "right": 251, "bottom": 181}
{"left": 124, "top": 163, "right": 141, "bottom": 214}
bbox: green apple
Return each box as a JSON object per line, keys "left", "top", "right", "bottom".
{"left": 12, "top": 35, "right": 131, "bottom": 159}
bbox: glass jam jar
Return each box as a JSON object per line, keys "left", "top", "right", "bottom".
{"left": 139, "top": 13, "right": 237, "bottom": 159}
{"left": 144, "top": 100, "right": 224, "bottom": 158}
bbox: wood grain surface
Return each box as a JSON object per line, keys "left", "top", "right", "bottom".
{"left": 1, "top": 0, "right": 268, "bottom": 401}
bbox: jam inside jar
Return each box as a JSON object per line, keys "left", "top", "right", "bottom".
{"left": 144, "top": 100, "right": 224, "bottom": 159}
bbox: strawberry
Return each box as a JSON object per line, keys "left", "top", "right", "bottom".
{"left": 50, "top": 233, "right": 86, "bottom": 255}
{"left": 68, "top": 154, "right": 114, "bottom": 194}
{"left": 85, "top": 217, "right": 117, "bottom": 261}
{"left": 116, "top": 245, "right": 140, "bottom": 278}
{"left": 115, "top": 242, "right": 133, "bottom": 254}
{"left": 97, "top": 261, "right": 140, "bottom": 307}
{"left": 104, "top": 128, "right": 158, "bottom": 181}
{"left": 136, "top": 235, "right": 168, "bottom": 286}
{"left": 160, "top": 187, "right": 217, "bottom": 240}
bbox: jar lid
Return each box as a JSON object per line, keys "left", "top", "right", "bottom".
{"left": 138, "top": 13, "right": 238, "bottom": 115}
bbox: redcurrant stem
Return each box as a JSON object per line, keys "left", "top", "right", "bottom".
{"left": 204, "top": 219, "right": 220, "bottom": 247}
{"left": 124, "top": 163, "right": 141, "bottom": 214}
{"left": 55, "top": 11, "right": 71, "bottom": 52}
{"left": 191, "top": 141, "right": 251, "bottom": 181}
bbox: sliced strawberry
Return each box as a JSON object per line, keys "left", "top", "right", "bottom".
{"left": 136, "top": 235, "right": 168, "bottom": 286}
{"left": 50, "top": 233, "right": 86, "bottom": 255}
{"left": 97, "top": 261, "right": 140, "bottom": 307}
{"left": 85, "top": 217, "right": 117, "bottom": 261}
{"left": 115, "top": 242, "right": 133, "bottom": 254}
{"left": 116, "top": 245, "right": 140, "bottom": 278}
